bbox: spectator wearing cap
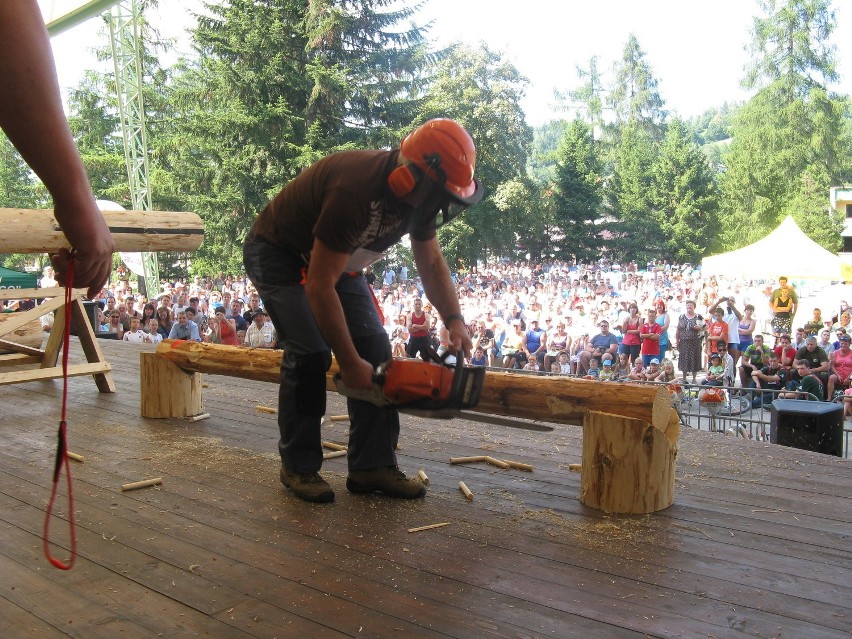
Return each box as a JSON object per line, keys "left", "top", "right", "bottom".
{"left": 642, "top": 357, "right": 661, "bottom": 381}
{"left": 577, "top": 320, "right": 620, "bottom": 376}
{"left": 827, "top": 333, "right": 852, "bottom": 399}
{"left": 245, "top": 309, "right": 276, "bottom": 348}
{"left": 701, "top": 352, "right": 725, "bottom": 386}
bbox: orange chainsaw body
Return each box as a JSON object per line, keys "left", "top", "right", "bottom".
{"left": 381, "top": 358, "right": 456, "bottom": 406}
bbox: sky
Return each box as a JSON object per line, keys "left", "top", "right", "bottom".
{"left": 44, "top": 0, "right": 852, "bottom": 127}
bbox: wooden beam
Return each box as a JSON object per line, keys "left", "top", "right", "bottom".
{"left": 0, "top": 208, "right": 204, "bottom": 253}
{"left": 154, "top": 340, "right": 673, "bottom": 430}
{"left": 0, "top": 361, "right": 111, "bottom": 386}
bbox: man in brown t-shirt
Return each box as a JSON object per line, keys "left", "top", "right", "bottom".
{"left": 243, "top": 119, "right": 482, "bottom": 503}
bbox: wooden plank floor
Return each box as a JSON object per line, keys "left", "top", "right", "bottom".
{"left": 1, "top": 338, "right": 850, "bottom": 639}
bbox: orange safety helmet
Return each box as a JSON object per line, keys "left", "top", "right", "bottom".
{"left": 392, "top": 118, "right": 484, "bottom": 206}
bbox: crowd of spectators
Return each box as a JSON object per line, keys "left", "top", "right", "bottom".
{"left": 10, "top": 258, "right": 852, "bottom": 406}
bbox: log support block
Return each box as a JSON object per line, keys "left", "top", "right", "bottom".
{"left": 579, "top": 410, "right": 679, "bottom": 514}
{"left": 140, "top": 351, "right": 203, "bottom": 418}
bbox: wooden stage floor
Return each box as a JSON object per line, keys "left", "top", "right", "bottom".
{"left": 1, "top": 339, "right": 850, "bottom": 638}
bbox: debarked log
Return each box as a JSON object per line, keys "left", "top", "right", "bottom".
{"left": 579, "top": 410, "right": 680, "bottom": 514}
{"left": 0, "top": 208, "right": 204, "bottom": 253}
{"left": 153, "top": 340, "right": 675, "bottom": 432}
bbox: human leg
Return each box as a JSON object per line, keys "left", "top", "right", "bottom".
{"left": 336, "top": 275, "right": 425, "bottom": 498}
{"left": 244, "top": 236, "right": 333, "bottom": 502}
{"left": 577, "top": 351, "right": 591, "bottom": 375}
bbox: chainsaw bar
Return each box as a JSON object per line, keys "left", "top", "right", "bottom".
{"left": 400, "top": 408, "right": 554, "bottom": 432}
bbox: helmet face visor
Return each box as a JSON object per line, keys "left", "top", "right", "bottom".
{"left": 434, "top": 198, "right": 470, "bottom": 228}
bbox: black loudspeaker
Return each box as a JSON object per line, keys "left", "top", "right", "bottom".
{"left": 70, "top": 300, "right": 100, "bottom": 336}
{"left": 769, "top": 399, "right": 843, "bottom": 457}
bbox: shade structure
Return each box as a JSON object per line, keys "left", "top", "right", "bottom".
{"left": 701, "top": 216, "right": 841, "bottom": 280}
{"left": 0, "top": 267, "right": 38, "bottom": 290}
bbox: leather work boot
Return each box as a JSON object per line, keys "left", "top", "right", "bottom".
{"left": 346, "top": 466, "right": 427, "bottom": 499}
{"left": 280, "top": 465, "right": 334, "bottom": 503}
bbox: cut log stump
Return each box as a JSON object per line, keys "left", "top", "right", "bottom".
{"left": 579, "top": 409, "right": 679, "bottom": 514}
{"left": 140, "top": 351, "right": 203, "bottom": 418}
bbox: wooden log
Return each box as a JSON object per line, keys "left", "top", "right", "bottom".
{"left": 140, "top": 352, "right": 203, "bottom": 418}
{"left": 0, "top": 208, "right": 204, "bottom": 253}
{"left": 154, "top": 340, "right": 675, "bottom": 430}
{"left": 157, "top": 340, "right": 283, "bottom": 383}
{"left": 0, "top": 316, "right": 43, "bottom": 355}
{"left": 578, "top": 410, "right": 678, "bottom": 515}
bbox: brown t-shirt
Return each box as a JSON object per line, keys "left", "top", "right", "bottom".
{"left": 249, "top": 149, "right": 435, "bottom": 269}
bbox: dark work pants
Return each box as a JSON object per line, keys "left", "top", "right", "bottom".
{"left": 243, "top": 235, "right": 399, "bottom": 474}
{"left": 407, "top": 335, "right": 431, "bottom": 359}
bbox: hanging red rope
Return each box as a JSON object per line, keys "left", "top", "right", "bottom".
{"left": 42, "top": 255, "right": 77, "bottom": 570}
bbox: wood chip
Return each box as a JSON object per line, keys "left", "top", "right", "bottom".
{"left": 408, "top": 522, "right": 450, "bottom": 533}
{"left": 121, "top": 477, "right": 163, "bottom": 492}
{"left": 483, "top": 456, "right": 511, "bottom": 469}
{"left": 255, "top": 405, "right": 277, "bottom": 414}
{"left": 450, "top": 456, "right": 486, "bottom": 464}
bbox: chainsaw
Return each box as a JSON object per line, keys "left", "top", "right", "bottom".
{"left": 333, "top": 349, "right": 484, "bottom": 415}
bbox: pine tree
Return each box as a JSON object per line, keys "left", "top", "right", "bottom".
{"left": 608, "top": 35, "right": 666, "bottom": 141}
{"left": 721, "top": 0, "right": 851, "bottom": 247}
{"left": 551, "top": 120, "right": 603, "bottom": 263}
{"left": 649, "top": 120, "right": 719, "bottom": 262}
{"left": 608, "top": 122, "right": 659, "bottom": 260}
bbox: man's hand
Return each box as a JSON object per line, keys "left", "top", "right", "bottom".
{"left": 447, "top": 320, "right": 473, "bottom": 359}
{"left": 339, "top": 358, "right": 375, "bottom": 391}
{"left": 50, "top": 195, "right": 114, "bottom": 298}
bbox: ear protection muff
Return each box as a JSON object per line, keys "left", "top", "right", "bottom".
{"left": 387, "top": 162, "right": 424, "bottom": 198}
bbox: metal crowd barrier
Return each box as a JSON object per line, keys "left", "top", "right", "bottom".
{"left": 479, "top": 365, "right": 851, "bottom": 457}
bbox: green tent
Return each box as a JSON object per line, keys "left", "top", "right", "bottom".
{"left": 0, "top": 266, "right": 38, "bottom": 290}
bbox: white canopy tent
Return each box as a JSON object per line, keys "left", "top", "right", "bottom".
{"left": 701, "top": 216, "right": 841, "bottom": 280}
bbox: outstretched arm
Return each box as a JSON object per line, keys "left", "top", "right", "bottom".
{"left": 412, "top": 236, "right": 472, "bottom": 358}
{"left": 0, "top": 0, "right": 113, "bottom": 297}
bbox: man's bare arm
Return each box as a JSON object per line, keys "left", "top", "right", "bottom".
{"left": 0, "top": 0, "right": 113, "bottom": 297}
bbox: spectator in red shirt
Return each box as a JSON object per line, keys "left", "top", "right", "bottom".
{"left": 706, "top": 307, "right": 728, "bottom": 358}
{"left": 773, "top": 333, "right": 797, "bottom": 373}
{"left": 640, "top": 307, "right": 663, "bottom": 367}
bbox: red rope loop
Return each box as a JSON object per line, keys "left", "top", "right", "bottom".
{"left": 42, "top": 256, "right": 77, "bottom": 570}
